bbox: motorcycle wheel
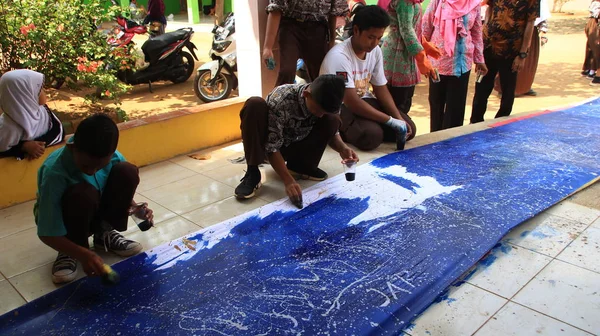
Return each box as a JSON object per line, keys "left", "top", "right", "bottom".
{"left": 171, "top": 51, "right": 195, "bottom": 84}
{"left": 399, "top": 110, "right": 417, "bottom": 141}
{"left": 194, "top": 69, "right": 233, "bottom": 103}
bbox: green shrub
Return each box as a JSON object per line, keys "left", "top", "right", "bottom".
{"left": 0, "top": 0, "right": 134, "bottom": 102}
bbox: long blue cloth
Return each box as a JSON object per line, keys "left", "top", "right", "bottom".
{"left": 2, "top": 99, "right": 599, "bottom": 335}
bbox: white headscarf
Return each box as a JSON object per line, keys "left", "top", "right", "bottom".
{"left": 0, "top": 70, "right": 50, "bottom": 151}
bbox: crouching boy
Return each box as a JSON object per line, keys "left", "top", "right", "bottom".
{"left": 35, "top": 114, "right": 152, "bottom": 284}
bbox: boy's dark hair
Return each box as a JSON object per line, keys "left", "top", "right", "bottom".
{"left": 74, "top": 114, "right": 119, "bottom": 158}
{"left": 351, "top": 5, "right": 390, "bottom": 35}
{"left": 310, "top": 74, "right": 346, "bottom": 113}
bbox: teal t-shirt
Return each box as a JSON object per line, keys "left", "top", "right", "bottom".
{"left": 34, "top": 139, "right": 126, "bottom": 237}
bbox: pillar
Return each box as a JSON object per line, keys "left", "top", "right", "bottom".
{"left": 235, "top": 0, "right": 279, "bottom": 98}
{"left": 187, "top": 0, "right": 201, "bottom": 24}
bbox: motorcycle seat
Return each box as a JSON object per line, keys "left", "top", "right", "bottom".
{"left": 141, "top": 29, "right": 190, "bottom": 63}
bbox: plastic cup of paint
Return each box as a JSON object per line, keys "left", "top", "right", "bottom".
{"left": 130, "top": 202, "right": 153, "bottom": 231}
{"left": 343, "top": 160, "right": 357, "bottom": 181}
{"left": 476, "top": 71, "right": 484, "bottom": 83}
{"left": 432, "top": 68, "right": 440, "bottom": 83}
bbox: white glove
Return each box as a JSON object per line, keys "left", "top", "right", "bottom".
{"left": 385, "top": 117, "right": 407, "bottom": 150}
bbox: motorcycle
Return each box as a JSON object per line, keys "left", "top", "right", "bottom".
{"left": 194, "top": 13, "right": 310, "bottom": 102}
{"left": 106, "top": 16, "right": 199, "bottom": 92}
{"left": 194, "top": 12, "right": 237, "bottom": 103}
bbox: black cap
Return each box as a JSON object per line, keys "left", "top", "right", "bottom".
{"left": 310, "top": 74, "right": 346, "bottom": 113}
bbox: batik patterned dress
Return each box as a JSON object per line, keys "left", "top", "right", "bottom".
{"left": 382, "top": 0, "right": 424, "bottom": 87}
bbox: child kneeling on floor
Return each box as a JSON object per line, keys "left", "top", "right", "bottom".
{"left": 35, "top": 114, "right": 153, "bottom": 284}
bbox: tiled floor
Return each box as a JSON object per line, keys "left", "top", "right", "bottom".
{"left": 0, "top": 138, "right": 599, "bottom": 335}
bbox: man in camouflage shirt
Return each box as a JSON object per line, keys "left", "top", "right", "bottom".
{"left": 236, "top": 75, "right": 359, "bottom": 206}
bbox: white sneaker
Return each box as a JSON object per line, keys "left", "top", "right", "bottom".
{"left": 52, "top": 253, "right": 77, "bottom": 284}
{"left": 94, "top": 230, "right": 143, "bottom": 257}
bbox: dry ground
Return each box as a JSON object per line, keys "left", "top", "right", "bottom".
{"left": 48, "top": 10, "right": 598, "bottom": 135}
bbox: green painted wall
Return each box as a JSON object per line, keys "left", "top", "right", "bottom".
{"left": 200, "top": 0, "right": 233, "bottom": 14}
{"left": 365, "top": 0, "right": 431, "bottom": 10}
{"left": 135, "top": 0, "right": 181, "bottom": 15}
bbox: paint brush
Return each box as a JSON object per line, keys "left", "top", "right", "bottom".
{"left": 292, "top": 196, "right": 303, "bottom": 209}
{"left": 101, "top": 264, "right": 120, "bottom": 286}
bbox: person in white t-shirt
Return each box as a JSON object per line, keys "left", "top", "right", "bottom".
{"left": 320, "top": 5, "right": 410, "bottom": 151}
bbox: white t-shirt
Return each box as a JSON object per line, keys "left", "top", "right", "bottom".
{"left": 320, "top": 38, "right": 387, "bottom": 100}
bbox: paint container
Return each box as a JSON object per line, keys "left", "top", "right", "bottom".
{"left": 431, "top": 68, "right": 440, "bottom": 83}
{"left": 266, "top": 57, "right": 276, "bottom": 70}
{"left": 343, "top": 160, "right": 357, "bottom": 181}
{"left": 101, "top": 264, "right": 120, "bottom": 286}
{"left": 130, "top": 202, "right": 153, "bottom": 231}
{"left": 476, "top": 71, "right": 484, "bottom": 83}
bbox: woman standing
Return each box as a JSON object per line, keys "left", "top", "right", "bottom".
{"left": 422, "top": 0, "right": 487, "bottom": 132}
{"left": 586, "top": 0, "right": 600, "bottom": 85}
{"left": 144, "top": 0, "right": 166, "bottom": 35}
{"left": 0, "top": 70, "right": 64, "bottom": 160}
{"left": 380, "top": 0, "right": 437, "bottom": 115}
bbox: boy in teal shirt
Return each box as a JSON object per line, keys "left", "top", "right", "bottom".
{"left": 36, "top": 114, "right": 153, "bottom": 284}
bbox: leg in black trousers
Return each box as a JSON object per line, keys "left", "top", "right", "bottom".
{"left": 429, "top": 77, "right": 446, "bottom": 132}
{"left": 495, "top": 58, "right": 518, "bottom": 118}
{"left": 280, "top": 114, "right": 340, "bottom": 173}
{"left": 443, "top": 71, "right": 471, "bottom": 129}
{"left": 472, "top": 49, "right": 500, "bottom": 123}
{"left": 388, "top": 85, "right": 416, "bottom": 114}
{"left": 239, "top": 97, "right": 269, "bottom": 166}
{"left": 62, "top": 162, "right": 139, "bottom": 248}
{"left": 430, "top": 72, "right": 471, "bottom": 132}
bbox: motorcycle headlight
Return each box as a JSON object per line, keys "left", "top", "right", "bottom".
{"left": 213, "top": 40, "right": 232, "bottom": 53}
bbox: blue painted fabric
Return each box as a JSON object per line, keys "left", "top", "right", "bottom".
{"left": 1, "top": 99, "right": 599, "bottom": 335}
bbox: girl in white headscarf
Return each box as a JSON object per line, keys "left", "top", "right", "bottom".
{"left": 0, "top": 70, "right": 64, "bottom": 160}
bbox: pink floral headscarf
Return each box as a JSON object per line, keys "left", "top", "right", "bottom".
{"left": 434, "top": 0, "right": 480, "bottom": 56}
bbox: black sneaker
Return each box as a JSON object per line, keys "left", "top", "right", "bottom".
{"left": 287, "top": 165, "right": 328, "bottom": 181}
{"left": 234, "top": 169, "right": 261, "bottom": 199}
{"left": 581, "top": 70, "right": 590, "bottom": 77}
{"left": 52, "top": 253, "right": 77, "bottom": 284}
{"left": 591, "top": 76, "right": 600, "bottom": 85}
{"left": 588, "top": 72, "right": 596, "bottom": 79}
{"left": 94, "top": 230, "right": 142, "bottom": 257}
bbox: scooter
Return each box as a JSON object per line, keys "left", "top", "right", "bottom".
{"left": 194, "top": 12, "right": 237, "bottom": 103}
{"left": 107, "top": 17, "right": 199, "bottom": 92}
{"left": 194, "top": 13, "right": 311, "bottom": 102}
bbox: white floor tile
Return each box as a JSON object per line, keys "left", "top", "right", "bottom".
{"left": 169, "top": 142, "right": 245, "bottom": 174}
{"left": 475, "top": 302, "right": 592, "bottom": 336}
{"left": 405, "top": 283, "right": 507, "bottom": 336}
{"left": 183, "top": 196, "right": 269, "bottom": 228}
{"left": 0, "top": 228, "right": 56, "bottom": 278}
{"left": 0, "top": 279, "right": 25, "bottom": 315}
{"left": 8, "top": 262, "right": 72, "bottom": 302}
{"left": 467, "top": 243, "right": 552, "bottom": 298}
{"left": 556, "top": 224, "right": 600, "bottom": 274}
{"left": 256, "top": 180, "right": 290, "bottom": 204}
{"left": 140, "top": 174, "right": 234, "bottom": 215}
{"left": 125, "top": 216, "right": 202, "bottom": 253}
{"left": 593, "top": 217, "right": 600, "bottom": 229}
{"left": 545, "top": 201, "right": 600, "bottom": 225}
{"left": 201, "top": 163, "right": 280, "bottom": 189}
{"left": 513, "top": 260, "right": 600, "bottom": 334}
{"left": 503, "top": 213, "right": 590, "bottom": 257}
{"left": 137, "top": 161, "right": 198, "bottom": 192}
{"left": 0, "top": 200, "right": 36, "bottom": 239}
